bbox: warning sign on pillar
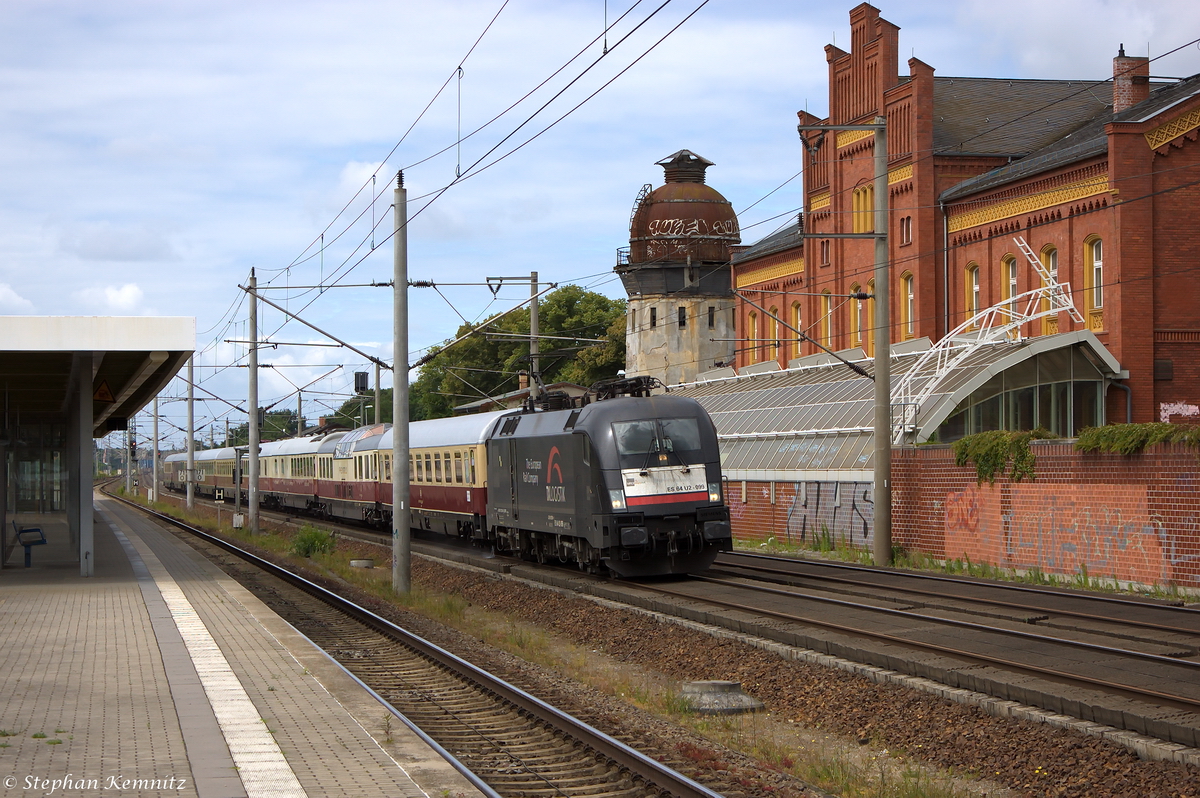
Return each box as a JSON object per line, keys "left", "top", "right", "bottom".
{"left": 93, "top": 381, "right": 116, "bottom": 403}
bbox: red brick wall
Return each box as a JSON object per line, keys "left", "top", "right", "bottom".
{"left": 728, "top": 444, "right": 1200, "bottom": 588}
{"left": 891, "top": 442, "right": 1200, "bottom": 587}
{"left": 728, "top": 479, "right": 874, "bottom": 549}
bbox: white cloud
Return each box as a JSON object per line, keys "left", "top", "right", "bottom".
{"left": 73, "top": 283, "right": 145, "bottom": 313}
{"left": 59, "top": 222, "right": 177, "bottom": 262}
{"left": 0, "top": 284, "right": 34, "bottom": 314}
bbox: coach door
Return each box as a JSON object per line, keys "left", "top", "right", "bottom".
{"left": 507, "top": 439, "right": 519, "bottom": 521}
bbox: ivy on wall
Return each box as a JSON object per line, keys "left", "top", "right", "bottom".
{"left": 951, "top": 429, "right": 1056, "bottom": 484}
{"left": 1074, "top": 422, "right": 1200, "bottom": 455}
{"left": 950, "top": 423, "right": 1200, "bottom": 484}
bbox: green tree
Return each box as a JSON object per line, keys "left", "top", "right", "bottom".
{"left": 412, "top": 285, "right": 625, "bottom": 420}
{"left": 222, "top": 409, "right": 299, "bottom": 445}
{"left": 328, "top": 388, "right": 394, "bottom": 427}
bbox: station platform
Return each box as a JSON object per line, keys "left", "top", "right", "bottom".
{"left": 0, "top": 493, "right": 485, "bottom": 798}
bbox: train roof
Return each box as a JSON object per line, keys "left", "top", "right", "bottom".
{"left": 386, "top": 409, "right": 513, "bottom": 450}
{"left": 164, "top": 447, "right": 238, "bottom": 463}
{"left": 495, "top": 395, "right": 710, "bottom": 438}
{"left": 316, "top": 431, "right": 347, "bottom": 454}
{"left": 332, "top": 423, "right": 390, "bottom": 458}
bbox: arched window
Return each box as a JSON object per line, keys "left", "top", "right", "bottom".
{"left": 901, "top": 273, "right": 915, "bottom": 338}
{"left": 1001, "top": 255, "right": 1018, "bottom": 338}
{"left": 853, "top": 184, "right": 875, "bottom": 233}
{"left": 791, "top": 302, "right": 803, "bottom": 360}
{"left": 1041, "top": 246, "right": 1059, "bottom": 335}
{"left": 747, "top": 311, "right": 758, "bottom": 364}
{"left": 849, "top": 283, "right": 862, "bottom": 345}
{"left": 820, "top": 292, "right": 832, "bottom": 347}
{"left": 865, "top": 279, "right": 875, "bottom": 356}
{"left": 1084, "top": 237, "right": 1104, "bottom": 331}
{"left": 965, "top": 264, "right": 980, "bottom": 326}
{"left": 769, "top": 307, "right": 780, "bottom": 360}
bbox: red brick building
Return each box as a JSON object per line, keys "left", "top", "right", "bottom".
{"left": 733, "top": 3, "right": 1200, "bottom": 426}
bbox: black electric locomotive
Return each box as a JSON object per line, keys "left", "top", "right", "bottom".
{"left": 483, "top": 390, "right": 731, "bottom": 577}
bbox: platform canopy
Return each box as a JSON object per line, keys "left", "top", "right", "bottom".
{"left": 0, "top": 316, "right": 194, "bottom": 437}
{"left": 0, "top": 316, "right": 194, "bottom": 577}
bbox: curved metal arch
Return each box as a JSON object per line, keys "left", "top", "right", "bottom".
{"left": 891, "top": 237, "right": 1084, "bottom": 443}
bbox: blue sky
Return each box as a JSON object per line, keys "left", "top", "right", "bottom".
{"left": 2, "top": 0, "right": 1198, "bottom": 446}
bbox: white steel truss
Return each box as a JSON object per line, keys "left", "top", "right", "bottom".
{"left": 890, "top": 237, "right": 1083, "bottom": 443}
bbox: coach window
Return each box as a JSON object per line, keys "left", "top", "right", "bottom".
{"left": 424, "top": 453, "right": 432, "bottom": 482}
{"left": 434, "top": 453, "right": 442, "bottom": 482}
{"left": 414, "top": 454, "right": 422, "bottom": 482}
{"left": 469, "top": 450, "right": 477, "bottom": 484}
{"left": 454, "top": 452, "right": 464, "bottom": 483}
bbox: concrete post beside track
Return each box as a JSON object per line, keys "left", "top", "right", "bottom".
{"left": 187, "top": 355, "right": 195, "bottom": 510}
{"left": 393, "top": 172, "right": 411, "bottom": 593}
{"left": 248, "top": 269, "right": 260, "bottom": 534}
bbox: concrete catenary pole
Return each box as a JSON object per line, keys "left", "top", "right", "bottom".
{"left": 529, "top": 271, "right": 539, "bottom": 402}
{"left": 152, "top": 397, "right": 159, "bottom": 503}
{"left": 248, "top": 268, "right": 260, "bottom": 534}
{"left": 125, "top": 424, "right": 133, "bottom": 495}
{"left": 872, "top": 116, "right": 892, "bottom": 567}
{"left": 393, "top": 171, "right": 411, "bottom": 593}
{"left": 187, "top": 355, "right": 195, "bottom": 510}
{"left": 296, "top": 391, "right": 303, "bottom": 438}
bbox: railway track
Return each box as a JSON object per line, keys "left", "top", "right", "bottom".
{"left": 108, "top": 490, "right": 723, "bottom": 798}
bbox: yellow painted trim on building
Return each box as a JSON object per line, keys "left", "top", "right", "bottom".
{"left": 1144, "top": 108, "right": 1200, "bottom": 150}
{"left": 837, "top": 129, "right": 873, "bottom": 148}
{"left": 736, "top": 257, "right": 805, "bottom": 288}
{"left": 809, "top": 191, "right": 831, "bottom": 210}
{"left": 888, "top": 163, "right": 913, "bottom": 184}
{"left": 947, "top": 175, "right": 1110, "bottom": 233}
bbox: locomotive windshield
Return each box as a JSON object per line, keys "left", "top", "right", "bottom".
{"left": 612, "top": 418, "right": 702, "bottom": 458}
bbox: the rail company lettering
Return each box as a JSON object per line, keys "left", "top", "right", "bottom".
{"left": 522, "top": 458, "right": 542, "bottom": 486}
{"left": 546, "top": 485, "right": 567, "bottom": 502}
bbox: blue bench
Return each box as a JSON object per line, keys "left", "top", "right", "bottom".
{"left": 12, "top": 521, "right": 46, "bottom": 568}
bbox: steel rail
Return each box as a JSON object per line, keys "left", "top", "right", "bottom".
{"left": 714, "top": 553, "right": 1200, "bottom": 637}
{"left": 635, "top": 579, "right": 1200, "bottom": 714}
{"left": 721, "top": 551, "right": 1200, "bottom": 615}
{"left": 107, "top": 490, "right": 722, "bottom": 798}
{"left": 691, "top": 574, "right": 1200, "bottom": 668}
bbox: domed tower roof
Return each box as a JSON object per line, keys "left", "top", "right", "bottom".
{"left": 627, "top": 150, "right": 740, "bottom": 266}
{"left": 618, "top": 150, "right": 740, "bottom": 298}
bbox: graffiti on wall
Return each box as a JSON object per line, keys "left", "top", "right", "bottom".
{"left": 783, "top": 481, "right": 874, "bottom": 548}
{"left": 1159, "top": 402, "right": 1200, "bottom": 423}
{"left": 944, "top": 483, "right": 1169, "bottom": 584}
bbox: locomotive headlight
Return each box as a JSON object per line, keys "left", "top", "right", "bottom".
{"left": 609, "top": 490, "right": 626, "bottom": 510}
{"left": 708, "top": 482, "right": 722, "bottom": 503}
